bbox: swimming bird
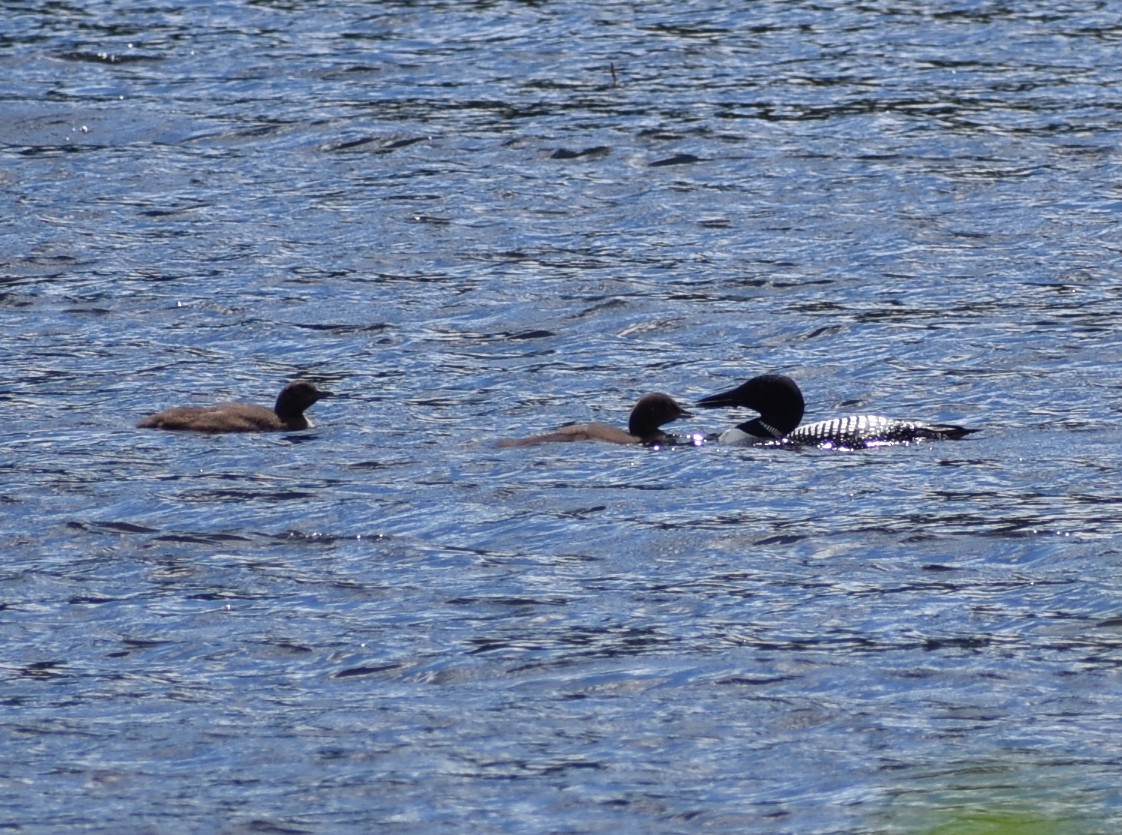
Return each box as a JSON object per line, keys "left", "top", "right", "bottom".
{"left": 496, "top": 392, "right": 692, "bottom": 447}
{"left": 137, "top": 380, "right": 333, "bottom": 433}
{"left": 696, "top": 374, "right": 975, "bottom": 449}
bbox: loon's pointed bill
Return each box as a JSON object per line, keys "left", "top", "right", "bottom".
{"left": 696, "top": 373, "right": 976, "bottom": 449}
{"left": 695, "top": 385, "right": 752, "bottom": 409}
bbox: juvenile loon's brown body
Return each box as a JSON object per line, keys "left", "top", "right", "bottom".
{"left": 497, "top": 392, "right": 691, "bottom": 447}
{"left": 137, "top": 380, "right": 333, "bottom": 433}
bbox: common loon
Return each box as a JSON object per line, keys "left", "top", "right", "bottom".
{"left": 696, "top": 374, "right": 975, "bottom": 449}
{"left": 137, "top": 380, "right": 333, "bottom": 433}
{"left": 496, "top": 392, "right": 692, "bottom": 447}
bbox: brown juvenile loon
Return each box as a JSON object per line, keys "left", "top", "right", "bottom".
{"left": 696, "top": 374, "right": 975, "bottom": 449}
{"left": 137, "top": 380, "right": 333, "bottom": 433}
{"left": 497, "top": 392, "right": 691, "bottom": 447}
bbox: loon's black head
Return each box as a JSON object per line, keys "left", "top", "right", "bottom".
{"left": 695, "top": 374, "right": 805, "bottom": 438}
{"left": 628, "top": 392, "right": 692, "bottom": 440}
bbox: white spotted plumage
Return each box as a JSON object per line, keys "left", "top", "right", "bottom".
{"left": 788, "top": 415, "right": 961, "bottom": 448}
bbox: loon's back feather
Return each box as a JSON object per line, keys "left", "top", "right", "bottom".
{"left": 787, "top": 415, "right": 976, "bottom": 449}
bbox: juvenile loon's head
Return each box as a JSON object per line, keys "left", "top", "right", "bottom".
{"left": 274, "top": 380, "right": 334, "bottom": 421}
{"left": 695, "top": 374, "right": 805, "bottom": 438}
{"left": 628, "top": 392, "right": 693, "bottom": 441}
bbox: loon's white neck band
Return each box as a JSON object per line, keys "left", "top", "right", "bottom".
{"left": 759, "top": 420, "right": 784, "bottom": 439}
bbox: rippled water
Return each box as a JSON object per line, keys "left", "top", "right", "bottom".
{"left": 4, "top": 1, "right": 1122, "bottom": 831}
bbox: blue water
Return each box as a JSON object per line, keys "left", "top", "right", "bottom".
{"left": 4, "top": 1, "right": 1122, "bottom": 831}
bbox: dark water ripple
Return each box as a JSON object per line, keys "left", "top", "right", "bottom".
{"left": 4, "top": 0, "right": 1122, "bottom": 832}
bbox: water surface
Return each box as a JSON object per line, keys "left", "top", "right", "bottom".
{"left": 3, "top": 1, "right": 1122, "bottom": 831}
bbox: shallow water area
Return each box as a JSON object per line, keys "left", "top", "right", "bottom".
{"left": 4, "top": 1, "right": 1122, "bottom": 832}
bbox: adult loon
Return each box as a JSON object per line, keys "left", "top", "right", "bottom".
{"left": 137, "top": 380, "right": 333, "bottom": 433}
{"left": 696, "top": 374, "right": 975, "bottom": 449}
{"left": 497, "top": 392, "right": 692, "bottom": 447}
